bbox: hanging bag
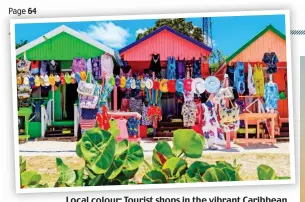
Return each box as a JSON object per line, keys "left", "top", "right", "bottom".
{"left": 77, "top": 81, "right": 95, "bottom": 96}
{"left": 219, "top": 99, "right": 240, "bottom": 124}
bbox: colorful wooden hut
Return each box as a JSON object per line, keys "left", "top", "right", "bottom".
{"left": 213, "top": 24, "right": 288, "bottom": 122}
{"left": 119, "top": 25, "right": 212, "bottom": 73}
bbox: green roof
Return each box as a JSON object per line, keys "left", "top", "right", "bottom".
{"left": 225, "top": 24, "right": 286, "bottom": 63}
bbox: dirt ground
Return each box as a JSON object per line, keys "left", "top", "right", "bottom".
{"left": 23, "top": 152, "right": 290, "bottom": 186}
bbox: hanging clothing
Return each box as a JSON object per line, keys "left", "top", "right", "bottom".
{"left": 117, "top": 118, "right": 128, "bottom": 139}
{"left": 120, "top": 65, "right": 132, "bottom": 77}
{"left": 127, "top": 117, "right": 140, "bottom": 136}
{"left": 247, "top": 63, "right": 256, "bottom": 95}
{"left": 147, "top": 105, "right": 162, "bottom": 128}
{"left": 262, "top": 52, "right": 279, "bottom": 74}
{"left": 30, "top": 61, "right": 40, "bottom": 75}
{"left": 202, "top": 103, "right": 226, "bottom": 149}
{"left": 183, "top": 78, "right": 193, "bottom": 92}
{"left": 129, "top": 97, "right": 143, "bottom": 114}
{"left": 72, "top": 58, "right": 86, "bottom": 73}
{"left": 264, "top": 83, "right": 280, "bottom": 110}
{"left": 181, "top": 100, "right": 197, "bottom": 127}
{"left": 149, "top": 54, "right": 161, "bottom": 73}
{"left": 48, "top": 60, "right": 60, "bottom": 75}
{"left": 141, "top": 103, "right": 152, "bottom": 126}
{"left": 234, "top": 61, "right": 245, "bottom": 94}
{"left": 183, "top": 91, "right": 194, "bottom": 102}
{"left": 176, "top": 59, "right": 186, "bottom": 79}
{"left": 101, "top": 54, "right": 114, "bottom": 83}
{"left": 86, "top": 58, "right": 92, "bottom": 73}
{"left": 120, "top": 98, "right": 130, "bottom": 112}
{"left": 192, "top": 58, "right": 201, "bottom": 78}
{"left": 39, "top": 60, "right": 48, "bottom": 76}
{"left": 96, "top": 106, "right": 110, "bottom": 130}
{"left": 226, "top": 64, "right": 235, "bottom": 87}
{"left": 253, "top": 64, "right": 265, "bottom": 97}
{"left": 167, "top": 56, "right": 176, "bottom": 79}
{"left": 201, "top": 62, "right": 210, "bottom": 79}
{"left": 91, "top": 57, "right": 102, "bottom": 80}
{"left": 79, "top": 118, "right": 96, "bottom": 130}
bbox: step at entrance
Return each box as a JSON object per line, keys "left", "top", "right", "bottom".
{"left": 45, "top": 121, "right": 75, "bottom": 138}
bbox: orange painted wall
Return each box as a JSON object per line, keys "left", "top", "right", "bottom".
{"left": 229, "top": 30, "right": 286, "bottom": 62}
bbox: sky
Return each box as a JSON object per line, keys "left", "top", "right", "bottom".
{"left": 15, "top": 14, "right": 286, "bottom": 57}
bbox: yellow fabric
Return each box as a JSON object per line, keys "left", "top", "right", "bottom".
{"left": 120, "top": 76, "right": 126, "bottom": 88}
{"left": 49, "top": 74, "right": 55, "bottom": 86}
{"left": 17, "top": 76, "right": 22, "bottom": 85}
{"left": 159, "top": 79, "right": 169, "bottom": 93}
{"left": 253, "top": 64, "right": 265, "bottom": 97}
{"left": 80, "top": 71, "right": 87, "bottom": 81}
{"left": 34, "top": 75, "right": 40, "bottom": 87}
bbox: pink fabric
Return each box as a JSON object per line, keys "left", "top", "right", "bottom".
{"left": 117, "top": 119, "right": 128, "bottom": 139}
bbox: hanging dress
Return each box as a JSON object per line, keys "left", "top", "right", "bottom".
{"left": 176, "top": 58, "right": 186, "bottom": 79}
{"left": 202, "top": 103, "right": 226, "bottom": 149}
{"left": 149, "top": 54, "right": 161, "bottom": 73}
{"left": 234, "top": 61, "right": 245, "bottom": 94}
{"left": 192, "top": 58, "right": 201, "bottom": 78}
{"left": 226, "top": 64, "right": 235, "bottom": 87}
{"left": 101, "top": 54, "right": 114, "bottom": 83}
{"left": 253, "top": 64, "right": 265, "bottom": 97}
{"left": 167, "top": 56, "right": 176, "bottom": 79}
{"left": 264, "top": 83, "right": 280, "bottom": 111}
{"left": 262, "top": 52, "right": 279, "bottom": 74}
{"left": 91, "top": 57, "right": 101, "bottom": 81}
{"left": 247, "top": 63, "right": 256, "bottom": 95}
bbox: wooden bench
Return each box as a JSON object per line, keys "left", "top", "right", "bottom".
{"left": 234, "top": 113, "right": 277, "bottom": 147}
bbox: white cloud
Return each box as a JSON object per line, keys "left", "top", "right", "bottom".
{"left": 135, "top": 28, "right": 148, "bottom": 36}
{"left": 82, "top": 22, "right": 130, "bottom": 49}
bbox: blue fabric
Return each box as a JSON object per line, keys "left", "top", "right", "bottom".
{"left": 167, "top": 57, "right": 176, "bottom": 79}
{"left": 192, "top": 59, "right": 201, "bottom": 78}
{"left": 127, "top": 117, "right": 140, "bottom": 136}
{"left": 264, "top": 83, "right": 280, "bottom": 110}
{"left": 234, "top": 61, "right": 245, "bottom": 94}
{"left": 262, "top": 52, "right": 278, "bottom": 74}
{"left": 176, "top": 79, "right": 184, "bottom": 93}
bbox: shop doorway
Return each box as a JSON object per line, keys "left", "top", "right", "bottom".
{"left": 63, "top": 83, "right": 78, "bottom": 120}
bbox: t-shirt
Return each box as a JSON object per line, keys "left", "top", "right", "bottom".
{"left": 127, "top": 117, "right": 140, "bottom": 136}
{"left": 184, "top": 79, "right": 193, "bottom": 92}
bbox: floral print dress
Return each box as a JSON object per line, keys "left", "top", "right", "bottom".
{"left": 202, "top": 103, "right": 226, "bottom": 149}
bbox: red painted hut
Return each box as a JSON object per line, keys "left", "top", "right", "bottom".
{"left": 213, "top": 25, "right": 288, "bottom": 122}
{"left": 119, "top": 25, "right": 212, "bottom": 73}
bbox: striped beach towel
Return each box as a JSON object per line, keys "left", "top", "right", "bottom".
{"left": 79, "top": 117, "right": 96, "bottom": 129}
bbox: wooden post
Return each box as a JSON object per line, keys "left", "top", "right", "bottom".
{"left": 114, "top": 86, "right": 118, "bottom": 111}
{"left": 152, "top": 72, "right": 156, "bottom": 137}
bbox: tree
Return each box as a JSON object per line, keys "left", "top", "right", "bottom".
{"left": 136, "top": 18, "right": 204, "bottom": 42}
{"left": 16, "top": 40, "right": 28, "bottom": 49}
{"left": 209, "top": 49, "right": 227, "bottom": 73}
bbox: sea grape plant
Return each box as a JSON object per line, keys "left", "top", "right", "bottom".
{"left": 142, "top": 129, "right": 243, "bottom": 183}
{"left": 55, "top": 128, "right": 144, "bottom": 186}
{"left": 19, "top": 156, "right": 49, "bottom": 188}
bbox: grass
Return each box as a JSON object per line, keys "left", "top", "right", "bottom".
{"left": 23, "top": 152, "right": 290, "bottom": 186}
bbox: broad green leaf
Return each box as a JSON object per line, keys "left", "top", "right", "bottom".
{"left": 20, "top": 171, "right": 41, "bottom": 187}
{"left": 88, "top": 175, "right": 102, "bottom": 186}
{"left": 105, "top": 139, "right": 129, "bottom": 179}
{"left": 216, "top": 161, "right": 235, "bottom": 170}
{"left": 74, "top": 168, "right": 85, "bottom": 186}
{"left": 257, "top": 165, "right": 279, "bottom": 180}
{"left": 152, "top": 141, "right": 174, "bottom": 168}
{"left": 116, "top": 168, "right": 139, "bottom": 182}
{"left": 77, "top": 128, "right": 116, "bottom": 174}
{"left": 56, "top": 158, "right": 76, "bottom": 186}
{"left": 203, "top": 167, "right": 228, "bottom": 182}
{"left": 162, "top": 157, "right": 187, "bottom": 180}
{"left": 186, "top": 161, "right": 210, "bottom": 182}
{"left": 142, "top": 169, "right": 167, "bottom": 184}
{"left": 173, "top": 129, "right": 204, "bottom": 158}
{"left": 221, "top": 167, "right": 242, "bottom": 181}
{"left": 124, "top": 142, "right": 144, "bottom": 171}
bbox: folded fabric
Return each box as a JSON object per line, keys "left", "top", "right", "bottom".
{"left": 77, "top": 81, "right": 95, "bottom": 96}
{"left": 79, "top": 95, "right": 99, "bottom": 109}
{"left": 81, "top": 108, "right": 98, "bottom": 120}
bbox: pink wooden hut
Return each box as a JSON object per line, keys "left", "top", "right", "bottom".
{"left": 119, "top": 25, "right": 212, "bottom": 73}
